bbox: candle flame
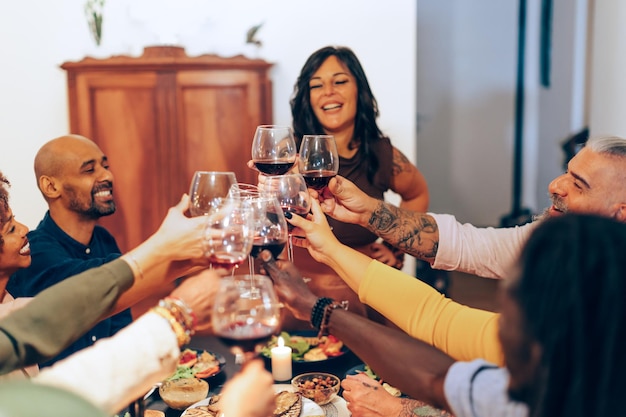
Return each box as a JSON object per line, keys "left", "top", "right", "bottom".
{"left": 278, "top": 336, "right": 285, "bottom": 348}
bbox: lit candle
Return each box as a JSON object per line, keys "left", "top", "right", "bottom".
{"left": 271, "top": 336, "right": 292, "bottom": 381}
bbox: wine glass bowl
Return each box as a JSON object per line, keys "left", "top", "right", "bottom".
{"left": 263, "top": 174, "right": 312, "bottom": 261}
{"left": 251, "top": 125, "right": 297, "bottom": 175}
{"left": 203, "top": 199, "right": 254, "bottom": 271}
{"left": 298, "top": 135, "right": 339, "bottom": 190}
{"left": 189, "top": 171, "right": 237, "bottom": 216}
{"left": 212, "top": 274, "right": 282, "bottom": 363}
{"left": 263, "top": 174, "right": 312, "bottom": 230}
{"left": 248, "top": 196, "right": 289, "bottom": 260}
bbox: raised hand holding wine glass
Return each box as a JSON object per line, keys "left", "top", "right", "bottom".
{"left": 251, "top": 125, "right": 297, "bottom": 175}
{"left": 212, "top": 274, "right": 282, "bottom": 364}
{"left": 298, "top": 134, "right": 339, "bottom": 190}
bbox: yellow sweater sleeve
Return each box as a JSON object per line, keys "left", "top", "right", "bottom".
{"left": 358, "top": 260, "right": 504, "bottom": 366}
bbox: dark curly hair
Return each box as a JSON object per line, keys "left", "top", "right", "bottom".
{"left": 512, "top": 213, "right": 626, "bottom": 417}
{"left": 290, "top": 46, "right": 387, "bottom": 183}
{"left": 0, "top": 171, "right": 11, "bottom": 247}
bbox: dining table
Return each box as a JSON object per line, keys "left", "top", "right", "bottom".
{"left": 142, "top": 333, "right": 364, "bottom": 417}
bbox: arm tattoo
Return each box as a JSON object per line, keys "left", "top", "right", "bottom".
{"left": 367, "top": 202, "right": 438, "bottom": 262}
{"left": 391, "top": 149, "right": 411, "bottom": 176}
{"left": 400, "top": 398, "right": 440, "bottom": 417}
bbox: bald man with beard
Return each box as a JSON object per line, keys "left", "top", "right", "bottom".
{"left": 7, "top": 134, "right": 132, "bottom": 367}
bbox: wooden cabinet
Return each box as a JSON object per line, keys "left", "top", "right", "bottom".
{"left": 62, "top": 46, "right": 273, "bottom": 253}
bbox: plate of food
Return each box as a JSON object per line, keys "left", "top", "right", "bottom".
{"left": 166, "top": 348, "right": 226, "bottom": 381}
{"left": 261, "top": 331, "right": 348, "bottom": 363}
{"left": 345, "top": 364, "right": 453, "bottom": 417}
{"left": 181, "top": 385, "right": 325, "bottom": 417}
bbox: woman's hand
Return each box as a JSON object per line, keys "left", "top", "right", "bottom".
{"left": 283, "top": 197, "right": 341, "bottom": 266}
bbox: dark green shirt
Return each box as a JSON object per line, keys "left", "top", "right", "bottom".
{"left": 0, "top": 259, "right": 133, "bottom": 375}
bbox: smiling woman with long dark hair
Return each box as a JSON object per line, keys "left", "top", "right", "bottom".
{"left": 285, "top": 45, "right": 431, "bottom": 329}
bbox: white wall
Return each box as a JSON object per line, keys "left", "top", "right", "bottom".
{"left": 417, "top": 0, "right": 588, "bottom": 226}
{"left": 0, "top": 0, "right": 416, "bottom": 231}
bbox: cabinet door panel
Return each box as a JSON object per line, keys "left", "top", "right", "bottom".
{"left": 175, "top": 70, "right": 268, "bottom": 188}
{"left": 73, "top": 72, "right": 167, "bottom": 252}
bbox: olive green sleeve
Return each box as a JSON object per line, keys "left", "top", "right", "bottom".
{"left": 0, "top": 259, "right": 134, "bottom": 374}
{"left": 359, "top": 260, "right": 504, "bottom": 365}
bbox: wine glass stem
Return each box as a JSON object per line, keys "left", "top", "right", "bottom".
{"left": 288, "top": 235, "right": 294, "bottom": 262}
{"left": 248, "top": 255, "right": 255, "bottom": 276}
{"left": 235, "top": 351, "right": 258, "bottom": 365}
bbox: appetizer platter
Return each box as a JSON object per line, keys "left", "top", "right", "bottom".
{"left": 261, "top": 331, "right": 347, "bottom": 362}
{"left": 167, "top": 348, "right": 226, "bottom": 381}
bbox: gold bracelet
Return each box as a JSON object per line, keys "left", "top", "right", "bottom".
{"left": 163, "top": 297, "right": 197, "bottom": 332}
{"left": 151, "top": 306, "right": 191, "bottom": 347}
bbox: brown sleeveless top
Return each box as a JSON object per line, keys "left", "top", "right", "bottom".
{"left": 284, "top": 137, "right": 395, "bottom": 331}
{"left": 328, "top": 137, "right": 393, "bottom": 246}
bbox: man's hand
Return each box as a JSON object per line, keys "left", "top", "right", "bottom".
{"left": 258, "top": 250, "right": 318, "bottom": 322}
{"left": 317, "top": 176, "right": 380, "bottom": 227}
{"left": 341, "top": 373, "right": 403, "bottom": 417}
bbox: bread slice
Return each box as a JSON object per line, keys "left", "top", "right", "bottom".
{"left": 273, "top": 391, "right": 302, "bottom": 417}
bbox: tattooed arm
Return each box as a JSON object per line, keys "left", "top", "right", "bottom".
{"left": 319, "top": 175, "right": 440, "bottom": 264}
{"left": 390, "top": 146, "right": 429, "bottom": 213}
{"left": 342, "top": 374, "right": 452, "bottom": 417}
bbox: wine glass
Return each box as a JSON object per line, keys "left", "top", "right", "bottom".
{"left": 298, "top": 135, "right": 339, "bottom": 190}
{"left": 251, "top": 125, "right": 297, "bottom": 175}
{"left": 263, "top": 174, "right": 312, "bottom": 261}
{"left": 189, "top": 171, "right": 238, "bottom": 216}
{"left": 204, "top": 198, "right": 254, "bottom": 272}
{"left": 212, "top": 274, "right": 282, "bottom": 364}
{"left": 229, "top": 183, "right": 261, "bottom": 200}
{"left": 248, "top": 196, "right": 289, "bottom": 266}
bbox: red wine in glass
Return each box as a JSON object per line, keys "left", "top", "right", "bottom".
{"left": 207, "top": 252, "right": 247, "bottom": 270}
{"left": 281, "top": 205, "right": 309, "bottom": 231}
{"left": 216, "top": 321, "right": 277, "bottom": 355}
{"left": 302, "top": 170, "right": 337, "bottom": 191}
{"left": 254, "top": 160, "right": 295, "bottom": 175}
{"left": 250, "top": 239, "right": 287, "bottom": 259}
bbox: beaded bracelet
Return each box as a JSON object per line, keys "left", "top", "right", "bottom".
{"left": 310, "top": 297, "right": 334, "bottom": 330}
{"left": 150, "top": 305, "right": 191, "bottom": 347}
{"left": 163, "top": 297, "right": 198, "bottom": 332}
{"left": 318, "top": 300, "right": 349, "bottom": 337}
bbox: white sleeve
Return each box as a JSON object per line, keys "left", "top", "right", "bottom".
{"left": 431, "top": 213, "right": 539, "bottom": 279}
{"left": 33, "top": 312, "right": 180, "bottom": 414}
{"left": 444, "top": 360, "right": 528, "bottom": 417}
